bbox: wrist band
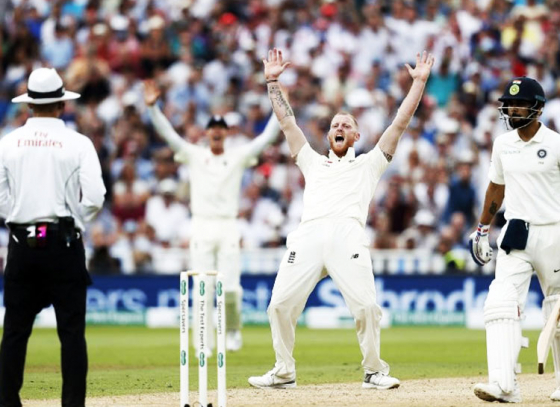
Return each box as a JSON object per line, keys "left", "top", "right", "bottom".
{"left": 266, "top": 79, "right": 278, "bottom": 84}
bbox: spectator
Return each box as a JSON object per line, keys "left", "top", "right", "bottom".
{"left": 443, "top": 151, "right": 477, "bottom": 226}
{"left": 145, "top": 178, "right": 190, "bottom": 246}
{"left": 1, "top": 0, "right": 559, "bottom": 275}
{"left": 40, "top": 23, "right": 74, "bottom": 70}
{"left": 112, "top": 160, "right": 150, "bottom": 223}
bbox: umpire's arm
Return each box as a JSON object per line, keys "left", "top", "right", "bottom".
{"left": 264, "top": 48, "right": 307, "bottom": 157}
{"left": 377, "top": 51, "right": 434, "bottom": 161}
{"left": 79, "top": 138, "right": 106, "bottom": 221}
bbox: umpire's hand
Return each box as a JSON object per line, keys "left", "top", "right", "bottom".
{"left": 469, "top": 223, "right": 493, "bottom": 266}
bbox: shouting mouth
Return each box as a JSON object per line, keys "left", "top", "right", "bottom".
{"left": 335, "top": 135, "right": 344, "bottom": 146}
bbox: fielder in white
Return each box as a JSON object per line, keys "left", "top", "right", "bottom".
{"left": 470, "top": 77, "right": 560, "bottom": 403}
{"left": 248, "top": 49, "right": 434, "bottom": 389}
{"left": 144, "top": 80, "right": 280, "bottom": 352}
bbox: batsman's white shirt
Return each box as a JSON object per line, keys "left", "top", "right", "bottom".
{"left": 489, "top": 123, "right": 560, "bottom": 225}
{"left": 269, "top": 142, "right": 391, "bottom": 376}
{"left": 0, "top": 118, "right": 105, "bottom": 231}
{"left": 488, "top": 123, "right": 560, "bottom": 312}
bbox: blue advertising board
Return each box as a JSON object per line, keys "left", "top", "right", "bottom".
{"left": 0, "top": 274, "right": 545, "bottom": 327}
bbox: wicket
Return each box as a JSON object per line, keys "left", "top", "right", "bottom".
{"left": 180, "top": 270, "right": 226, "bottom": 407}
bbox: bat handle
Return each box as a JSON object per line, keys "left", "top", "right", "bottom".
{"left": 539, "top": 363, "right": 544, "bottom": 374}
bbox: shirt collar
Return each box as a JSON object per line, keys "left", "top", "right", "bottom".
{"left": 25, "top": 117, "right": 66, "bottom": 128}
{"left": 328, "top": 147, "right": 356, "bottom": 162}
{"left": 514, "top": 122, "right": 545, "bottom": 144}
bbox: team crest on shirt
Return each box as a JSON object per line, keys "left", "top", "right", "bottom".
{"left": 537, "top": 149, "right": 547, "bottom": 159}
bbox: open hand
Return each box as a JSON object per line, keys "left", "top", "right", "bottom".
{"left": 143, "top": 79, "right": 161, "bottom": 106}
{"left": 262, "top": 48, "right": 291, "bottom": 82}
{"left": 405, "top": 51, "right": 435, "bottom": 83}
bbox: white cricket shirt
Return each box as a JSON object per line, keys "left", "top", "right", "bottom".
{"left": 296, "top": 143, "right": 390, "bottom": 227}
{"left": 489, "top": 123, "right": 560, "bottom": 225}
{"left": 0, "top": 118, "right": 106, "bottom": 231}
{"left": 148, "top": 106, "right": 279, "bottom": 219}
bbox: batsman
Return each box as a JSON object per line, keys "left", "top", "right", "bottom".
{"left": 470, "top": 77, "right": 560, "bottom": 403}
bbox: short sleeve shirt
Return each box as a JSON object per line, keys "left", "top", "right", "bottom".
{"left": 174, "top": 143, "right": 256, "bottom": 219}
{"left": 296, "top": 143, "right": 390, "bottom": 227}
{"left": 489, "top": 123, "right": 560, "bottom": 224}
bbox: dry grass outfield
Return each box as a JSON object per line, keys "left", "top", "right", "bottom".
{"left": 25, "top": 374, "right": 558, "bottom": 407}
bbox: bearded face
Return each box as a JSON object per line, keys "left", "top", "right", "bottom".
{"left": 327, "top": 114, "right": 360, "bottom": 157}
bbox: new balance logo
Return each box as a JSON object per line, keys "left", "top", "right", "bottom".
{"left": 288, "top": 251, "right": 296, "bottom": 264}
{"left": 351, "top": 253, "right": 359, "bottom": 259}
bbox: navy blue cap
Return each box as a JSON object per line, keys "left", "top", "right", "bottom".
{"left": 206, "top": 115, "right": 228, "bottom": 129}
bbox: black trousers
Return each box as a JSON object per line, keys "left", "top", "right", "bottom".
{"left": 0, "top": 228, "right": 91, "bottom": 407}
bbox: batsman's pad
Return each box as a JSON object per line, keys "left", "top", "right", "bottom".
{"left": 543, "top": 294, "right": 560, "bottom": 384}
{"left": 484, "top": 280, "right": 521, "bottom": 394}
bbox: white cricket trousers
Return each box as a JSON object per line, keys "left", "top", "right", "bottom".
{"left": 268, "top": 218, "right": 390, "bottom": 376}
{"left": 190, "top": 217, "right": 242, "bottom": 350}
{"left": 189, "top": 217, "right": 241, "bottom": 292}
{"left": 494, "top": 220, "right": 560, "bottom": 309}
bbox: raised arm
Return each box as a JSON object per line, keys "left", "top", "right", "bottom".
{"left": 144, "top": 80, "right": 190, "bottom": 153}
{"left": 377, "top": 51, "right": 434, "bottom": 161}
{"left": 263, "top": 48, "right": 307, "bottom": 157}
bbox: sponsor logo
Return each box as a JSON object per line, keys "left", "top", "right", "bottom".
{"left": 181, "top": 280, "right": 187, "bottom": 295}
{"left": 218, "top": 352, "right": 224, "bottom": 368}
{"left": 351, "top": 253, "right": 359, "bottom": 259}
{"left": 538, "top": 149, "right": 547, "bottom": 158}
{"left": 287, "top": 251, "right": 296, "bottom": 264}
{"left": 509, "top": 84, "right": 520, "bottom": 95}
{"left": 216, "top": 281, "right": 223, "bottom": 296}
{"left": 181, "top": 350, "right": 187, "bottom": 365}
{"left": 200, "top": 281, "right": 205, "bottom": 296}
{"left": 554, "top": 269, "right": 560, "bottom": 273}
{"left": 199, "top": 353, "right": 205, "bottom": 367}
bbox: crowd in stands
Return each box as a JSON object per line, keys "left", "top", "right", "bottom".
{"left": 1, "top": 0, "right": 558, "bottom": 275}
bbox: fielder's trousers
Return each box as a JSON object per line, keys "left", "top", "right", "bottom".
{"left": 0, "top": 226, "right": 91, "bottom": 407}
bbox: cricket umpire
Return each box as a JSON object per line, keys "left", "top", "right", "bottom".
{"left": 470, "top": 77, "right": 560, "bottom": 403}
{"left": 0, "top": 68, "right": 106, "bottom": 407}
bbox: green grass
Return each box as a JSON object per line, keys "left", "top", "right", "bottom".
{"left": 0, "top": 326, "right": 542, "bottom": 400}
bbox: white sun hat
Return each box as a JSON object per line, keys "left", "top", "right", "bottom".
{"left": 12, "top": 68, "right": 80, "bottom": 104}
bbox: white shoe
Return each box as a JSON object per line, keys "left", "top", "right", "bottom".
{"left": 551, "top": 387, "right": 560, "bottom": 401}
{"left": 248, "top": 367, "right": 296, "bottom": 389}
{"left": 226, "top": 330, "right": 242, "bottom": 352}
{"left": 473, "top": 382, "right": 521, "bottom": 403}
{"left": 362, "top": 372, "right": 400, "bottom": 389}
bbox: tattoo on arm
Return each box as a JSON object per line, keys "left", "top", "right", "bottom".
{"left": 382, "top": 151, "right": 393, "bottom": 162}
{"left": 268, "top": 84, "right": 294, "bottom": 120}
{"left": 489, "top": 201, "right": 498, "bottom": 215}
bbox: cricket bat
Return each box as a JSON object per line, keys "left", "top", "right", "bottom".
{"left": 537, "top": 296, "right": 560, "bottom": 374}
